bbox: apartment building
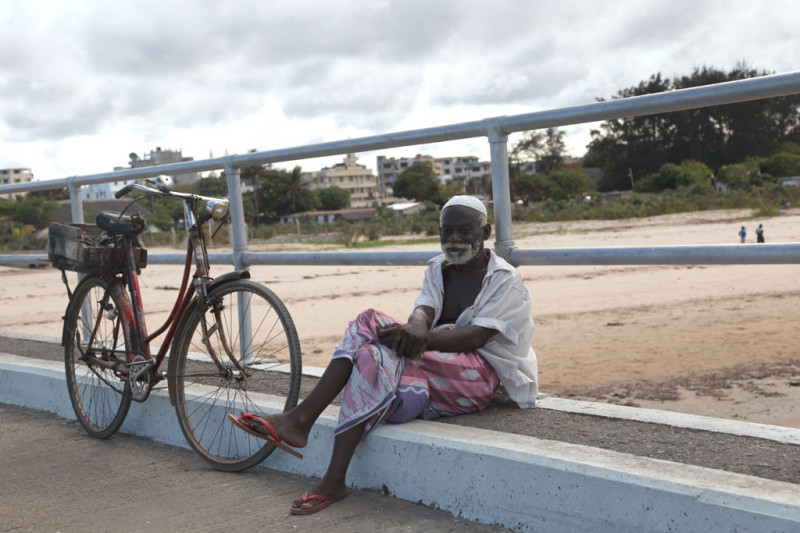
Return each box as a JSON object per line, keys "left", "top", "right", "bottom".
{"left": 303, "top": 153, "right": 379, "bottom": 208}
{"left": 83, "top": 147, "right": 199, "bottom": 200}
{"left": 437, "top": 155, "right": 491, "bottom": 183}
{"left": 376, "top": 154, "right": 442, "bottom": 199}
{"left": 376, "top": 154, "right": 493, "bottom": 198}
{"left": 0, "top": 168, "right": 34, "bottom": 200}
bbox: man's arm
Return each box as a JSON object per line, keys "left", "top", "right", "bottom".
{"left": 426, "top": 325, "right": 496, "bottom": 354}
{"left": 378, "top": 305, "right": 496, "bottom": 358}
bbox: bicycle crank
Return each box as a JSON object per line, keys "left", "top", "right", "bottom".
{"left": 127, "top": 355, "right": 154, "bottom": 402}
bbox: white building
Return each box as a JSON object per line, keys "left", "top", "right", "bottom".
{"left": 82, "top": 177, "right": 139, "bottom": 200}
{"left": 0, "top": 168, "right": 34, "bottom": 200}
{"left": 83, "top": 147, "right": 198, "bottom": 200}
{"left": 376, "top": 154, "right": 441, "bottom": 200}
{"left": 303, "top": 154, "right": 379, "bottom": 208}
{"left": 375, "top": 154, "right": 492, "bottom": 198}
{"left": 437, "top": 156, "right": 491, "bottom": 184}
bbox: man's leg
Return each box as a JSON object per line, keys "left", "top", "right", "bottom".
{"left": 291, "top": 419, "right": 367, "bottom": 512}
{"left": 253, "top": 357, "right": 354, "bottom": 448}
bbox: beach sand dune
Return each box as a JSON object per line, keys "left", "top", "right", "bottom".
{"left": 2, "top": 208, "right": 798, "bottom": 428}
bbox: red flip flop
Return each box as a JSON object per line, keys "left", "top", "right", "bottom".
{"left": 290, "top": 489, "right": 351, "bottom": 516}
{"left": 227, "top": 412, "right": 303, "bottom": 459}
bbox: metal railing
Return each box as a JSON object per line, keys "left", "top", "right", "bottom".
{"left": 3, "top": 70, "right": 800, "bottom": 269}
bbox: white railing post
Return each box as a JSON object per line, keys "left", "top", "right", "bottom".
{"left": 223, "top": 162, "right": 253, "bottom": 362}
{"left": 66, "top": 182, "right": 92, "bottom": 339}
{"left": 488, "top": 122, "right": 515, "bottom": 261}
{"left": 224, "top": 163, "right": 248, "bottom": 271}
{"left": 68, "top": 183, "right": 84, "bottom": 224}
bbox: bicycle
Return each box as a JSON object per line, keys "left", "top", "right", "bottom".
{"left": 49, "top": 177, "right": 302, "bottom": 472}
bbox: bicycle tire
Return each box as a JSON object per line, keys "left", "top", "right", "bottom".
{"left": 172, "top": 279, "right": 302, "bottom": 472}
{"left": 64, "top": 276, "right": 133, "bottom": 438}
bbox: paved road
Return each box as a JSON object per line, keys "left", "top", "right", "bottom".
{"left": 0, "top": 404, "right": 511, "bottom": 533}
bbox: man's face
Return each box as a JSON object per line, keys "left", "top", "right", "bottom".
{"left": 439, "top": 206, "right": 487, "bottom": 265}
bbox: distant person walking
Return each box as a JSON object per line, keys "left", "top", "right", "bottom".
{"left": 739, "top": 226, "right": 746, "bottom": 243}
{"left": 756, "top": 224, "right": 765, "bottom": 243}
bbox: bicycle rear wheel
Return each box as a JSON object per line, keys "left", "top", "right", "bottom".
{"left": 172, "top": 279, "right": 302, "bottom": 472}
{"left": 64, "top": 276, "right": 132, "bottom": 438}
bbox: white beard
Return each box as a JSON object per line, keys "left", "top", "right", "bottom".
{"left": 442, "top": 242, "right": 480, "bottom": 265}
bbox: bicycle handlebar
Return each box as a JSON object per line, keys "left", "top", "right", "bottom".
{"left": 114, "top": 183, "right": 137, "bottom": 199}
{"left": 115, "top": 183, "right": 230, "bottom": 220}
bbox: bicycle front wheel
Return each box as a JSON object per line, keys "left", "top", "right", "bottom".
{"left": 64, "top": 276, "right": 133, "bottom": 438}
{"left": 172, "top": 279, "right": 302, "bottom": 472}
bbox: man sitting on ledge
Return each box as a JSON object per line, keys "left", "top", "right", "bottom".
{"left": 230, "top": 195, "right": 538, "bottom": 515}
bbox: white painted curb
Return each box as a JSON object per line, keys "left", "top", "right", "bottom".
{"left": 536, "top": 396, "right": 800, "bottom": 445}
{"left": 1, "top": 353, "right": 798, "bottom": 532}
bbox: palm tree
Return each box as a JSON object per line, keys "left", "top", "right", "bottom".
{"left": 276, "top": 166, "right": 315, "bottom": 216}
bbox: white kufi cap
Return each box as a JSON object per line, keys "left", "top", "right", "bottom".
{"left": 441, "top": 195, "right": 487, "bottom": 217}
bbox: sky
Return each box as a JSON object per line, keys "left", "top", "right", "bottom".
{"left": 2, "top": 0, "right": 800, "bottom": 183}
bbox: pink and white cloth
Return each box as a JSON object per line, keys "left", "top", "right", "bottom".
{"left": 332, "top": 309, "right": 499, "bottom": 438}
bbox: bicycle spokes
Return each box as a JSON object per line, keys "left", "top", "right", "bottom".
{"left": 76, "top": 295, "right": 148, "bottom": 398}
{"left": 200, "top": 298, "right": 247, "bottom": 376}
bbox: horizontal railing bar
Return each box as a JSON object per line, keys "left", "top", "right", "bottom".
{"left": 0, "top": 254, "right": 50, "bottom": 265}
{"left": 0, "top": 252, "right": 234, "bottom": 267}
{"left": 145, "top": 253, "right": 234, "bottom": 266}
{"left": 4, "top": 243, "right": 800, "bottom": 269}
{"left": 3, "top": 71, "right": 800, "bottom": 195}
{"left": 240, "top": 250, "right": 438, "bottom": 266}
{"left": 499, "top": 70, "right": 800, "bottom": 133}
{"left": 237, "top": 244, "right": 800, "bottom": 266}
{"left": 508, "top": 243, "right": 800, "bottom": 266}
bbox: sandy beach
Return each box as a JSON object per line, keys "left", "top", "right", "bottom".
{"left": 2, "top": 208, "right": 799, "bottom": 428}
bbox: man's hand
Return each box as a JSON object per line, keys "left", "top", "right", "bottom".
{"left": 378, "top": 322, "right": 429, "bottom": 359}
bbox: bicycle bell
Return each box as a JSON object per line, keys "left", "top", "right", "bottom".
{"left": 151, "top": 175, "right": 174, "bottom": 192}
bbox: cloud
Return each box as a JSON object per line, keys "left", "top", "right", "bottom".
{"left": 2, "top": 0, "right": 800, "bottom": 179}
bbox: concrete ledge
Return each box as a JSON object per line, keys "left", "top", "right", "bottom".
{"left": 1, "top": 353, "right": 798, "bottom": 532}
{"left": 536, "top": 396, "right": 800, "bottom": 445}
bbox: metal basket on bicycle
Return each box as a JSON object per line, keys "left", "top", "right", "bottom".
{"left": 48, "top": 215, "right": 148, "bottom": 273}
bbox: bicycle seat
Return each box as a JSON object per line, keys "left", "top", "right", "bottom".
{"left": 95, "top": 212, "right": 147, "bottom": 237}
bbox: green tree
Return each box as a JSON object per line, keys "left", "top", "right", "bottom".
{"left": 511, "top": 128, "right": 567, "bottom": 175}
{"left": 392, "top": 161, "right": 444, "bottom": 205}
{"left": 0, "top": 196, "right": 59, "bottom": 229}
{"left": 256, "top": 166, "right": 315, "bottom": 218}
{"left": 513, "top": 174, "right": 555, "bottom": 203}
{"left": 315, "top": 186, "right": 350, "bottom": 210}
{"left": 238, "top": 150, "right": 270, "bottom": 226}
{"left": 465, "top": 175, "right": 491, "bottom": 196}
{"left": 717, "top": 161, "right": 760, "bottom": 190}
{"left": 585, "top": 63, "right": 800, "bottom": 191}
{"left": 219, "top": 150, "right": 276, "bottom": 226}
{"left": 760, "top": 151, "right": 800, "bottom": 177}
{"left": 550, "top": 168, "right": 590, "bottom": 199}
{"left": 255, "top": 167, "right": 285, "bottom": 219}
{"left": 27, "top": 188, "right": 70, "bottom": 201}
{"left": 196, "top": 176, "right": 229, "bottom": 197}
{"left": 635, "top": 163, "right": 682, "bottom": 193}
{"left": 635, "top": 160, "right": 714, "bottom": 193}
{"left": 585, "top": 73, "right": 675, "bottom": 190}
{"left": 148, "top": 196, "right": 185, "bottom": 230}
{"left": 278, "top": 166, "right": 315, "bottom": 215}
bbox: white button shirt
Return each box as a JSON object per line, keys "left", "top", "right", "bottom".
{"left": 414, "top": 250, "right": 538, "bottom": 408}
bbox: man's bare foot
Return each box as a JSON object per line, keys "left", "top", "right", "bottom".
{"left": 251, "top": 411, "right": 309, "bottom": 449}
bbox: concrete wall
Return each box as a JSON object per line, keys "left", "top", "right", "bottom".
{"left": 1, "top": 353, "right": 798, "bottom": 532}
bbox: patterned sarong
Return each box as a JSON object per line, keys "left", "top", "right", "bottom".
{"left": 332, "top": 309, "right": 499, "bottom": 438}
